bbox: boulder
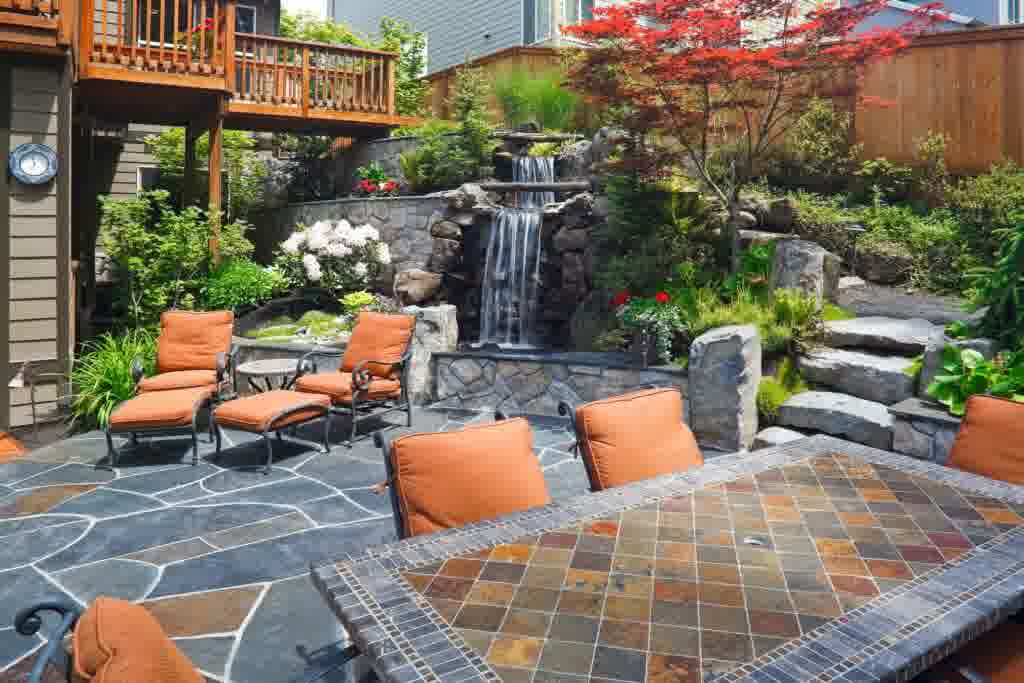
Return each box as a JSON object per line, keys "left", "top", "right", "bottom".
{"left": 544, "top": 192, "right": 595, "bottom": 218}
{"left": 799, "top": 348, "right": 915, "bottom": 405}
{"left": 753, "top": 427, "right": 806, "bottom": 450}
{"left": 430, "top": 220, "right": 463, "bottom": 240}
{"left": 569, "top": 292, "right": 616, "bottom": 351}
{"left": 493, "top": 151, "right": 516, "bottom": 181}
{"left": 393, "top": 269, "right": 443, "bottom": 306}
{"left": 764, "top": 197, "right": 796, "bottom": 232}
{"left": 918, "top": 333, "right": 998, "bottom": 399}
{"left": 738, "top": 195, "right": 771, "bottom": 219}
{"left": 562, "top": 252, "right": 586, "bottom": 297}
{"left": 557, "top": 140, "right": 594, "bottom": 179}
{"left": 770, "top": 239, "right": 841, "bottom": 305}
{"left": 688, "top": 325, "right": 761, "bottom": 452}
{"left": 739, "top": 230, "right": 797, "bottom": 251}
{"left": 777, "top": 391, "right": 893, "bottom": 450}
{"left": 824, "top": 317, "right": 937, "bottom": 353}
{"left": 402, "top": 304, "right": 458, "bottom": 404}
{"left": 429, "top": 238, "right": 462, "bottom": 272}
{"left": 443, "top": 183, "right": 497, "bottom": 213}
{"left": 450, "top": 211, "right": 477, "bottom": 227}
{"left": 734, "top": 211, "right": 759, "bottom": 229}
{"left": 554, "top": 227, "right": 589, "bottom": 253}
{"left": 856, "top": 240, "right": 912, "bottom": 284}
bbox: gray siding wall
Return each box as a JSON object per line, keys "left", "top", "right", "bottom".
{"left": 329, "top": 0, "right": 523, "bottom": 75}
{"left": 104, "top": 123, "right": 163, "bottom": 201}
{"left": 5, "top": 62, "right": 72, "bottom": 429}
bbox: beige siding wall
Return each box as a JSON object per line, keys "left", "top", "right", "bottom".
{"left": 105, "top": 123, "right": 163, "bottom": 200}
{"left": 6, "top": 62, "right": 71, "bottom": 428}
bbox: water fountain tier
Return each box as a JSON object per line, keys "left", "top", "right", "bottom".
{"left": 477, "top": 156, "right": 556, "bottom": 349}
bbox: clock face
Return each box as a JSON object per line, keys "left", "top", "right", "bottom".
{"left": 9, "top": 143, "right": 58, "bottom": 185}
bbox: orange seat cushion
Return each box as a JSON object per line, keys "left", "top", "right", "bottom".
{"left": 0, "top": 432, "right": 26, "bottom": 463}
{"left": 137, "top": 370, "right": 219, "bottom": 393}
{"left": 295, "top": 372, "right": 401, "bottom": 404}
{"left": 931, "top": 622, "right": 1024, "bottom": 683}
{"left": 341, "top": 312, "right": 415, "bottom": 379}
{"left": 109, "top": 387, "right": 214, "bottom": 432}
{"left": 390, "top": 418, "right": 551, "bottom": 538}
{"left": 948, "top": 395, "right": 1024, "bottom": 484}
{"left": 156, "top": 310, "right": 234, "bottom": 374}
{"left": 214, "top": 390, "right": 330, "bottom": 433}
{"left": 73, "top": 596, "right": 203, "bottom": 683}
{"left": 575, "top": 388, "right": 703, "bottom": 491}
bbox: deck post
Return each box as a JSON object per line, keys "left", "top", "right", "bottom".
{"left": 207, "top": 97, "right": 225, "bottom": 265}
{"left": 183, "top": 122, "right": 197, "bottom": 209}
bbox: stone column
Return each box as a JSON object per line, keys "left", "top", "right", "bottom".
{"left": 688, "top": 325, "right": 761, "bottom": 452}
{"left": 403, "top": 304, "right": 459, "bottom": 404}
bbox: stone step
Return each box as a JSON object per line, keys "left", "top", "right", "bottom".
{"left": 837, "top": 277, "right": 982, "bottom": 325}
{"left": 753, "top": 427, "right": 807, "bottom": 450}
{"left": 777, "top": 391, "right": 893, "bottom": 450}
{"left": 824, "top": 316, "right": 938, "bottom": 354}
{"left": 799, "top": 347, "right": 916, "bottom": 405}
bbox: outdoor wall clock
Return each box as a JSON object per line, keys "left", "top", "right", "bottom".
{"left": 8, "top": 143, "right": 59, "bottom": 186}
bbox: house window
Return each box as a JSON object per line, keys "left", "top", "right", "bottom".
{"left": 525, "top": 0, "right": 595, "bottom": 44}
{"left": 1009, "top": 0, "right": 1022, "bottom": 23}
{"left": 236, "top": 5, "right": 256, "bottom": 34}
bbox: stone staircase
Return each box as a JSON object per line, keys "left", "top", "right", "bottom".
{"left": 768, "top": 316, "right": 940, "bottom": 450}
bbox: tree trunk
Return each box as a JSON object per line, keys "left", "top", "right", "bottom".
{"left": 727, "top": 200, "right": 744, "bottom": 273}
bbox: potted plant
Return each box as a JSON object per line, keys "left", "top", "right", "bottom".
{"left": 354, "top": 162, "right": 400, "bottom": 198}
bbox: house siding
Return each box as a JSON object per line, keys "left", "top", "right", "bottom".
{"left": 330, "top": 0, "right": 523, "bottom": 75}
{"left": 3, "top": 59, "right": 73, "bottom": 429}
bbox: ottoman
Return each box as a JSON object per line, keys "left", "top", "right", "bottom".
{"left": 213, "top": 390, "right": 331, "bottom": 472}
{"left": 106, "top": 386, "right": 216, "bottom": 469}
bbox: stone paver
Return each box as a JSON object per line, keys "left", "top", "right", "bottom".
{"left": 0, "top": 407, "right": 588, "bottom": 682}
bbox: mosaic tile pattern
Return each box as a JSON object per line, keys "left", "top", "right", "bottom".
{"left": 313, "top": 436, "right": 1024, "bottom": 683}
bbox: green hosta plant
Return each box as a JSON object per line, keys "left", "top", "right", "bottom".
{"left": 70, "top": 330, "right": 157, "bottom": 430}
{"left": 927, "top": 347, "right": 1024, "bottom": 416}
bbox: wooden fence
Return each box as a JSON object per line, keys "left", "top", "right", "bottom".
{"left": 427, "top": 26, "right": 1024, "bottom": 174}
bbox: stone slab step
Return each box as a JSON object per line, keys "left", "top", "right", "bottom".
{"left": 824, "top": 316, "right": 938, "bottom": 354}
{"left": 799, "top": 347, "right": 916, "bottom": 405}
{"left": 753, "top": 427, "right": 806, "bottom": 450}
{"left": 777, "top": 391, "right": 893, "bottom": 450}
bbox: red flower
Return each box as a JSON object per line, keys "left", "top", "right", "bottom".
{"left": 612, "top": 291, "right": 631, "bottom": 307}
{"left": 383, "top": 181, "right": 397, "bottom": 192}
{"left": 655, "top": 291, "right": 670, "bottom": 304}
{"left": 367, "top": 182, "right": 378, "bottom": 193}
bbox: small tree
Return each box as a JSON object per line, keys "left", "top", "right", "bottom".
{"left": 564, "top": 0, "right": 945, "bottom": 267}
{"left": 377, "top": 17, "right": 429, "bottom": 117}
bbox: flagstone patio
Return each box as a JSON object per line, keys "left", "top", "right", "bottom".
{"left": 0, "top": 409, "right": 588, "bottom": 683}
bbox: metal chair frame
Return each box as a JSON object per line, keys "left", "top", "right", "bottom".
{"left": 14, "top": 600, "right": 82, "bottom": 683}
{"left": 214, "top": 400, "right": 331, "bottom": 474}
{"left": 293, "top": 343, "right": 415, "bottom": 447}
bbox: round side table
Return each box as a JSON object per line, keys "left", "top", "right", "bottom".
{"left": 235, "top": 358, "right": 300, "bottom": 393}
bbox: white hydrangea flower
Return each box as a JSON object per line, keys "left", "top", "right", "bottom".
{"left": 375, "top": 242, "right": 391, "bottom": 265}
{"left": 280, "top": 232, "right": 304, "bottom": 254}
{"left": 305, "top": 221, "right": 330, "bottom": 252}
{"left": 326, "top": 241, "right": 351, "bottom": 258}
{"left": 359, "top": 224, "right": 380, "bottom": 242}
{"left": 353, "top": 262, "right": 368, "bottom": 278}
{"left": 302, "top": 253, "right": 322, "bottom": 282}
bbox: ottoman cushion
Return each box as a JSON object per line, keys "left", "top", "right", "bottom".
{"left": 215, "top": 390, "right": 330, "bottom": 433}
{"left": 138, "top": 370, "right": 219, "bottom": 393}
{"left": 109, "top": 387, "right": 214, "bottom": 432}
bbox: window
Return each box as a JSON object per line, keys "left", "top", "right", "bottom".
{"left": 1009, "top": 0, "right": 1022, "bottom": 23}
{"left": 525, "top": 0, "right": 596, "bottom": 44}
{"left": 235, "top": 5, "right": 256, "bottom": 34}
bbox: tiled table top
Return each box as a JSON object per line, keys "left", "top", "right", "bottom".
{"left": 311, "top": 436, "right": 1024, "bottom": 683}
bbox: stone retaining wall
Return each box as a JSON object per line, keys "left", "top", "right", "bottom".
{"left": 889, "top": 398, "right": 961, "bottom": 464}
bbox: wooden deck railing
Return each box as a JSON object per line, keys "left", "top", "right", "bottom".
{"left": 0, "top": 0, "right": 76, "bottom": 47}
{"left": 232, "top": 34, "right": 396, "bottom": 117}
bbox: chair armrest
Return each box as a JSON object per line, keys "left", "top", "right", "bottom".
{"left": 557, "top": 401, "right": 581, "bottom": 457}
{"left": 216, "top": 349, "right": 236, "bottom": 383}
{"left": 15, "top": 599, "right": 82, "bottom": 683}
{"left": 351, "top": 347, "right": 414, "bottom": 392}
{"left": 131, "top": 356, "right": 145, "bottom": 387}
{"left": 295, "top": 348, "right": 346, "bottom": 380}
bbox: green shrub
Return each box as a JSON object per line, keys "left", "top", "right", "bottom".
{"left": 966, "top": 214, "right": 1024, "bottom": 347}
{"left": 757, "top": 357, "right": 808, "bottom": 419}
{"left": 493, "top": 68, "right": 580, "bottom": 131}
{"left": 927, "top": 347, "right": 1024, "bottom": 416}
{"left": 914, "top": 130, "right": 951, "bottom": 208}
{"left": 823, "top": 304, "right": 856, "bottom": 322}
{"left": 788, "top": 191, "right": 858, "bottom": 256}
{"left": 341, "top": 290, "right": 376, "bottom": 314}
{"left": 854, "top": 158, "right": 914, "bottom": 203}
{"left": 790, "top": 98, "right": 861, "bottom": 179}
{"left": 947, "top": 162, "right": 1024, "bottom": 264}
{"left": 70, "top": 330, "right": 157, "bottom": 430}
{"left": 99, "top": 190, "right": 254, "bottom": 327}
{"left": 391, "top": 119, "right": 458, "bottom": 138}
{"left": 202, "top": 260, "right": 287, "bottom": 312}
{"left": 683, "top": 287, "right": 821, "bottom": 355}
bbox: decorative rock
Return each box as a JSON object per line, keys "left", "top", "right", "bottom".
{"left": 918, "top": 333, "right": 998, "bottom": 398}
{"left": 825, "top": 317, "right": 938, "bottom": 353}
{"left": 443, "top": 183, "right": 496, "bottom": 213}
{"left": 402, "top": 304, "right": 458, "bottom": 403}
{"left": 777, "top": 391, "right": 893, "bottom": 450}
{"left": 544, "top": 192, "right": 595, "bottom": 217}
{"left": 770, "top": 239, "right": 841, "bottom": 305}
{"left": 889, "top": 398, "right": 961, "bottom": 463}
{"left": 557, "top": 140, "right": 594, "bottom": 179}
{"left": 838, "top": 276, "right": 867, "bottom": 295}
{"left": 554, "top": 227, "right": 589, "bottom": 253}
{"left": 450, "top": 211, "right": 477, "bottom": 227}
{"left": 799, "top": 348, "right": 916, "bottom": 405}
{"left": 688, "top": 325, "right": 761, "bottom": 452}
{"left": 764, "top": 197, "right": 796, "bottom": 232}
{"left": 592, "top": 195, "right": 611, "bottom": 219}
{"left": 393, "top": 269, "right": 442, "bottom": 306}
{"left": 857, "top": 240, "right": 912, "bottom": 284}
{"left": 429, "top": 237, "right": 461, "bottom": 272}
{"left": 429, "top": 220, "right": 462, "bottom": 240}
{"left": 734, "top": 211, "right": 758, "bottom": 229}
{"left": 562, "top": 252, "right": 586, "bottom": 289}
{"left": 753, "top": 427, "right": 806, "bottom": 450}
{"left": 739, "top": 230, "right": 797, "bottom": 250}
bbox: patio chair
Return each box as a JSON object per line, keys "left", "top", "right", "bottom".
{"left": 917, "top": 395, "right": 1024, "bottom": 683}
{"left": 373, "top": 416, "right": 551, "bottom": 539}
{"left": 558, "top": 386, "right": 703, "bottom": 492}
{"left": 135, "top": 310, "right": 235, "bottom": 395}
{"left": 293, "top": 312, "right": 416, "bottom": 446}
{"left": 15, "top": 596, "right": 203, "bottom": 683}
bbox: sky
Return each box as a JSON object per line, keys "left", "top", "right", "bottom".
{"left": 281, "top": 0, "right": 327, "bottom": 17}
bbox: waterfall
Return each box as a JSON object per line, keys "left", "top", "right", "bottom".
{"left": 478, "top": 156, "right": 555, "bottom": 348}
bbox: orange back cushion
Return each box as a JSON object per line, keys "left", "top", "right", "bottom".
{"left": 157, "top": 310, "right": 234, "bottom": 373}
{"left": 948, "top": 395, "right": 1024, "bottom": 485}
{"left": 73, "top": 597, "right": 203, "bottom": 683}
{"left": 390, "top": 418, "right": 551, "bottom": 537}
{"left": 576, "top": 387, "right": 703, "bottom": 491}
{"left": 342, "top": 312, "right": 416, "bottom": 379}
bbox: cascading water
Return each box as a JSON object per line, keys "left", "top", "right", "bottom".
{"left": 478, "top": 156, "right": 555, "bottom": 348}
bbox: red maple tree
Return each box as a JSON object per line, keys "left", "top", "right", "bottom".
{"left": 563, "top": 0, "right": 946, "bottom": 265}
